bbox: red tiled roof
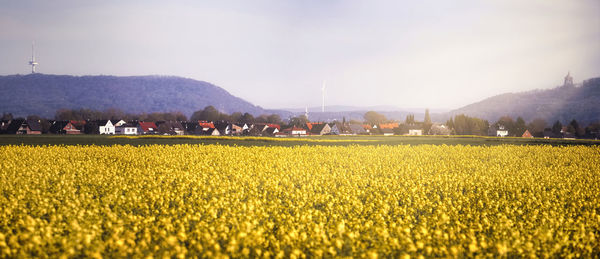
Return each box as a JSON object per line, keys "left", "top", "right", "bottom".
{"left": 198, "top": 121, "right": 215, "bottom": 129}
{"left": 378, "top": 123, "right": 398, "bottom": 129}
{"left": 138, "top": 122, "right": 157, "bottom": 132}
{"left": 267, "top": 124, "right": 281, "bottom": 130}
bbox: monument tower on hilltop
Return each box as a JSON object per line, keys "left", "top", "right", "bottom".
{"left": 563, "top": 71, "right": 574, "bottom": 87}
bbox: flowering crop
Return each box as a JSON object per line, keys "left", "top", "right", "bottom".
{"left": 1, "top": 144, "right": 599, "bottom": 258}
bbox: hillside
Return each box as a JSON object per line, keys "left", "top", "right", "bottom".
{"left": 449, "top": 77, "right": 600, "bottom": 124}
{"left": 0, "top": 74, "right": 274, "bottom": 118}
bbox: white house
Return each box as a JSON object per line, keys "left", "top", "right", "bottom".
{"left": 115, "top": 124, "right": 138, "bottom": 135}
{"left": 111, "top": 120, "right": 127, "bottom": 127}
{"left": 408, "top": 129, "right": 423, "bottom": 136}
{"left": 98, "top": 120, "right": 115, "bottom": 135}
{"left": 496, "top": 125, "right": 509, "bottom": 137}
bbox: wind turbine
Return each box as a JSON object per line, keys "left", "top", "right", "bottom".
{"left": 29, "top": 42, "right": 38, "bottom": 73}
{"left": 305, "top": 106, "right": 309, "bottom": 120}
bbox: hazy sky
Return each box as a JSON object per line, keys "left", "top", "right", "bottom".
{"left": 1, "top": 0, "right": 599, "bottom": 110}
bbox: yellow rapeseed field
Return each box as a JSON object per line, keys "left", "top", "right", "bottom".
{"left": 1, "top": 144, "right": 599, "bottom": 258}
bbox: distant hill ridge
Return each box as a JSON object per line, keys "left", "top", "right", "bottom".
{"left": 449, "top": 77, "right": 600, "bottom": 124}
{"left": 2, "top": 73, "right": 599, "bottom": 124}
{"left": 0, "top": 74, "right": 272, "bottom": 118}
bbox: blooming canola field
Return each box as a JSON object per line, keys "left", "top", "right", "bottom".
{"left": 1, "top": 144, "right": 599, "bottom": 258}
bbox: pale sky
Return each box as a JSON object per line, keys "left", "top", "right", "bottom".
{"left": 1, "top": 0, "right": 599, "bottom": 110}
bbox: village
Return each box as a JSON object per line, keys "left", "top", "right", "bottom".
{"left": 0, "top": 118, "right": 430, "bottom": 137}
{"left": 1, "top": 114, "right": 598, "bottom": 139}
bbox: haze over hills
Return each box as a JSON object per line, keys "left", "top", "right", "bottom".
{"left": 0, "top": 74, "right": 291, "bottom": 119}
{"left": 448, "top": 77, "right": 600, "bottom": 124}
{"left": 1, "top": 73, "right": 599, "bottom": 125}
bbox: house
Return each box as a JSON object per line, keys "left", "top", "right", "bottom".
{"left": 0, "top": 120, "right": 10, "bottom": 134}
{"left": 496, "top": 126, "right": 509, "bottom": 137}
{"left": 214, "top": 122, "right": 231, "bottom": 135}
{"left": 381, "top": 128, "right": 395, "bottom": 136}
{"left": 184, "top": 122, "right": 202, "bottom": 135}
{"left": 281, "top": 127, "right": 307, "bottom": 136}
{"left": 247, "top": 126, "right": 264, "bottom": 136}
{"left": 170, "top": 122, "right": 185, "bottom": 135}
{"left": 267, "top": 124, "right": 281, "bottom": 130}
{"left": 429, "top": 124, "right": 451, "bottom": 135}
{"left": 489, "top": 125, "right": 509, "bottom": 137}
{"left": 203, "top": 128, "right": 221, "bottom": 136}
{"left": 71, "top": 120, "right": 86, "bottom": 131}
{"left": 562, "top": 132, "right": 576, "bottom": 139}
{"left": 115, "top": 123, "right": 138, "bottom": 135}
{"left": 156, "top": 121, "right": 185, "bottom": 135}
{"left": 264, "top": 127, "right": 279, "bottom": 136}
{"left": 378, "top": 123, "right": 398, "bottom": 129}
{"left": 111, "top": 120, "right": 127, "bottom": 127}
{"left": 49, "top": 121, "right": 82, "bottom": 134}
{"left": 362, "top": 124, "right": 373, "bottom": 134}
{"left": 198, "top": 121, "right": 215, "bottom": 131}
{"left": 543, "top": 130, "right": 562, "bottom": 139}
{"left": 6, "top": 119, "right": 42, "bottom": 134}
{"left": 408, "top": 129, "right": 422, "bottom": 136}
{"left": 329, "top": 122, "right": 353, "bottom": 135}
{"left": 522, "top": 130, "right": 533, "bottom": 138}
{"left": 232, "top": 123, "right": 249, "bottom": 135}
{"left": 137, "top": 121, "right": 158, "bottom": 135}
{"left": 97, "top": 120, "right": 115, "bottom": 135}
{"left": 349, "top": 124, "right": 367, "bottom": 135}
{"left": 231, "top": 124, "right": 243, "bottom": 135}
{"left": 252, "top": 123, "right": 270, "bottom": 132}
{"left": 310, "top": 123, "right": 331, "bottom": 135}
{"left": 428, "top": 124, "right": 442, "bottom": 135}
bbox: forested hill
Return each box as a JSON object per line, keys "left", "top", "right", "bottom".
{"left": 0, "top": 74, "right": 269, "bottom": 118}
{"left": 448, "top": 77, "right": 600, "bottom": 124}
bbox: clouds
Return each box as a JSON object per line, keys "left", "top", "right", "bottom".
{"left": 0, "top": 0, "right": 598, "bottom": 109}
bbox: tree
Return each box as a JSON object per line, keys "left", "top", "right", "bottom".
{"left": 423, "top": 109, "right": 432, "bottom": 135}
{"left": 364, "top": 111, "right": 387, "bottom": 125}
{"left": 1, "top": 113, "right": 13, "bottom": 121}
{"left": 240, "top": 113, "right": 255, "bottom": 124}
{"left": 585, "top": 122, "right": 600, "bottom": 138}
{"left": 190, "top": 106, "right": 221, "bottom": 122}
{"left": 527, "top": 118, "right": 547, "bottom": 137}
{"left": 514, "top": 117, "right": 527, "bottom": 137}
{"left": 568, "top": 119, "right": 583, "bottom": 137}
{"left": 158, "top": 123, "right": 172, "bottom": 135}
{"left": 552, "top": 121, "right": 563, "bottom": 134}
{"left": 266, "top": 114, "right": 282, "bottom": 124}
{"left": 229, "top": 112, "right": 243, "bottom": 123}
{"left": 405, "top": 114, "right": 415, "bottom": 125}
{"left": 450, "top": 114, "right": 488, "bottom": 136}
{"left": 103, "top": 108, "right": 126, "bottom": 120}
{"left": 446, "top": 118, "right": 454, "bottom": 134}
{"left": 289, "top": 115, "right": 309, "bottom": 127}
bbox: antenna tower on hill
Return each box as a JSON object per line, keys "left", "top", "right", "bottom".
{"left": 29, "top": 42, "right": 38, "bottom": 73}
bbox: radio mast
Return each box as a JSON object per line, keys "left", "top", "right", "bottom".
{"left": 29, "top": 42, "right": 38, "bottom": 73}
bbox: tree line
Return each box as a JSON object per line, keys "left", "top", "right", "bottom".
{"left": 356, "top": 110, "right": 600, "bottom": 138}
